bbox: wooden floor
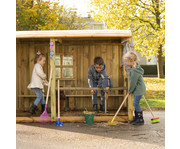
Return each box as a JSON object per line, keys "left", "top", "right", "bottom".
{"left": 16, "top": 110, "right": 129, "bottom": 123}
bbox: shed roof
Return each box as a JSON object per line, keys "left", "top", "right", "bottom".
{"left": 16, "top": 30, "right": 132, "bottom": 39}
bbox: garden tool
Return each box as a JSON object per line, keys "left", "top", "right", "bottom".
{"left": 38, "top": 68, "right": 52, "bottom": 124}
{"left": 55, "top": 80, "right": 63, "bottom": 126}
{"left": 143, "top": 95, "right": 160, "bottom": 124}
{"left": 108, "top": 94, "right": 129, "bottom": 125}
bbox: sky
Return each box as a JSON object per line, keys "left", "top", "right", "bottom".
{"left": 53, "top": 0, "right": 92, "bottom": 17}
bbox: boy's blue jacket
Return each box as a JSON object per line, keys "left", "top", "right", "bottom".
{"left": 128, "top": 63, "right": 146, "bottom": 96}
{"left": 88, "top": 64, "right": 107, "bottom": 87}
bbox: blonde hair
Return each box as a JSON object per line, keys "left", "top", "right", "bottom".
{"left": 123, "top": 51, "right": 139, "bottom": 62}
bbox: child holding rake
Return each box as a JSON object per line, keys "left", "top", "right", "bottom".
{"left": 27, "top": 51, "right": 48, "bottom": 114}
{"left": 123, "top": 51, "right": 146, "bottom": 125}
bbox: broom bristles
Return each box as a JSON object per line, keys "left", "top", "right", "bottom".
{"left": 151, "top": 118, "right": 160, "bottom": 124}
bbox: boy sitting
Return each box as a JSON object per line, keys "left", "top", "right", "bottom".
{"left": 88, "top": 57, "right": 107, "bottom": 113}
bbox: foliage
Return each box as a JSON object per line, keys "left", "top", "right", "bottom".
{"left": 141, "top": 77, "right": 165, "bottom": 109}
{"left": 16, "top": 0, "right": 87, "bottom": 31}
{"left": 90, "top": 0, "right": 165, "bottom": 59}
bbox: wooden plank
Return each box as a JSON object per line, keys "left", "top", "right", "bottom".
{"left": 24, "top": 42, "right": 29, "bottom": 111}
{"left": 18, "top": 94, "right": 124, "bottom": 97}
{"left": 16, "top": 42, "right": 19, "bottom": 110}
{"left": 83, "top": 45, "right": 89, "bottom": 109}
{"left": 29, "top": 41, "right": 35, "bottom": 94}
{"left": 58, "top": 87, "right": 128, "bottom": 90}
{"left": 69, "top": 97, "right": 75, "bottom": 110}
{"left": 101, "top": 44, "right": 108, "bottom": 109}
{"left": 16, "top": 115, "right": 129, "bottom": 123}
{"left": 123, "top": 66, "right": 128, "bottom": 110}
{"left": 127, "top": 75, "right": 133, "bottom": 121}
{"left": 50, "top": 38, "right": 56, "bottom": 121}
{"left": 119, "top": 45, "right": 125, "bottom": 108}
{"left": 16, "top": 30, "right": 132, "bottom": 39}
{"left": 20, "top": 42, "right": 24, "bottom": 110}
{"left": 112, "top": 45, "right": 119, "bottom": 109}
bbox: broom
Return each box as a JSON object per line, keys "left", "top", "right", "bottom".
{"left": 108, "top": 94, "right": 129, "bottom": 125}
{"left": 37, "top": 68, "right": 53, "bottom": 123}
{"left": 143, "top": 95, "right": 160, "bottom": 124}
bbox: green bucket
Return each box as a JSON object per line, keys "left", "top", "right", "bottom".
{"left": 84, "top": 114, "right": 94, "bottom": 124}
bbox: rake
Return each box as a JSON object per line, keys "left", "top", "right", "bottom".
{"left": 55, "top": 80, "right": 63, "bottom": 126}
{"left": 108, "top": 94, "right": 129, "bottom": 125}
{"left": 37, "top": 68, "right": 53, "bottom": 124}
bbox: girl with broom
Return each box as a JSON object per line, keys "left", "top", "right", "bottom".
{"left": 27, "top": 51, "right": 49, "bottom": 114}
{"left": 123, "top": 51, "right": 146, "bottom": 125}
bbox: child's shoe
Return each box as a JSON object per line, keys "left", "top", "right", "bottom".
{"left": 129, "top": 111, "right": 137, "bottom": 124}
{"left": 93, "top": 104, "right": 98, "bottom": 113}
{"left": 99, "top": 104, "right": 105, "bottom": 113}
{"left": 131, "top": 111, "right": 144, "bottom": 125}
{"left": 29, "top": 104, "right": 37, "bottom": 114}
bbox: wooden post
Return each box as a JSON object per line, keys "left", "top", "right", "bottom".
{"left": 50, "top": 38, "right": 56, "bottom": 121}
{"left": 123, "top": 66, "right": 128, "bottom": 108}
{"left": 105, "top": 92, "right": 108, "bottom": 113}
{"left": 127, "top": 75, "right": 133, "bottom": 121}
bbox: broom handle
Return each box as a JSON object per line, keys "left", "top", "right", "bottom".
{"left": 58, "top": 80, "right": 60, "bottom": 119}
{"left": 45, "top": 68, "right": 53, "bottom": 105}
{"left": 143, "top": 95, "right": 155, "bottom": 118}
{"left": 111, "top": 94, "right": 129, "bottom": 122}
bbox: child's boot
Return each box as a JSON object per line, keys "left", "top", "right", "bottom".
{"left": 93, "top": 104, "right": 98, "bottom": 113}
{"left": 41, "top": 104, "right": 50, "bottom": 113}
{"left": 41, "top": 104, "right": 45, "bottom": 113}
{"left": 29, "top": 103, "right": 37, "bottom": 114}
{"left": 99, "top": 104, "right": 105, "bottom": 113}
{"left": 129, "top": 111, "right": 137, "bottom": 124}
{"left": 131, "top": 111, "right": 144, "bottom": 125}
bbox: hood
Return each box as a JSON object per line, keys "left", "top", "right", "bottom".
{"left": 131, "top": 63, "right": 144, "bottom": 75}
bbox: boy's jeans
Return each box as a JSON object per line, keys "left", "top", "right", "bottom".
{"left": 32, "top": 88, "right": 45, "bottom": 106}
{"left": 92, "top": 82, "right": 105, "bottom": 105}
{"left": 133, "top": 95, "right": 143, "bottom": 112}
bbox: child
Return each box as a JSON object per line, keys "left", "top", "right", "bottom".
{"left": 88, "top": 57, "right": 107, "bottom": 113}
{"left": 27, "top": 51, "right": 48, "bottom": 114}
{"left": 123, "top": 51, "right": 146, "bottom": 125}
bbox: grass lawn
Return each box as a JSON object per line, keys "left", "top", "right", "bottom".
{"left": 140, "top": 77, "right": 165, "bottom": 110}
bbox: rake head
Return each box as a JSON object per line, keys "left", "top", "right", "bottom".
{"left": 108, "top": 121, "right": 117, "bottom": 126}
{"left": 55, "top": 118, "right": 63, "bottom": 127}
{"left": 37, "top": 104, "right": 51, "bottom": 124}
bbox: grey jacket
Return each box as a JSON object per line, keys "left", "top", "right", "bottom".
{"left": 88, "top": 64, "right": 108, "bottom": 87}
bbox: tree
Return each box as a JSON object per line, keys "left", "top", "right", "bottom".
{"left": 16, "top": 0, "right": 87, "bottom": 31}
{"left": 90, "top": 0, "right": 165, "bottom": 78}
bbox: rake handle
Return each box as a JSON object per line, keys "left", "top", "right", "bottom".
{"left": 58, "top": 80, "right": 60, "bottom": 119}
{"left": 111, "top": 94, "right": 129, "bottom": 122}
{"left": 45, "top": 68, "right": 53, "bottom": 105}
{"left": 142, "top": 95, "right": 155, "bottom": 118}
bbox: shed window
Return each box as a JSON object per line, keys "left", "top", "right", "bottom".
{"left": 63, "top": 55, "right": 73, "bottom": 65}
{"left": 55, "top": 54, "right": 74, "bottom": 79}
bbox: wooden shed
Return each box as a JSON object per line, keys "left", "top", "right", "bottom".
{"left": 16, "top": 30, "right": 134, "bottom": 123}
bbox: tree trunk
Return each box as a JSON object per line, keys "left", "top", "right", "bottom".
{"left": 155, "top": 0, "right": 164, "bottom": 78}
{"left": 157, "top": 45, "right": 164, "bottom": 78}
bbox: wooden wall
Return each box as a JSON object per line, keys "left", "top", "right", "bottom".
{"left": 16, "top": 38, "right": 125, "bottom": 111}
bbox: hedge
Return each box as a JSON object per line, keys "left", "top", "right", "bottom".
{"left": 141, "top": 65, "right": 165, "bottom": 76}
